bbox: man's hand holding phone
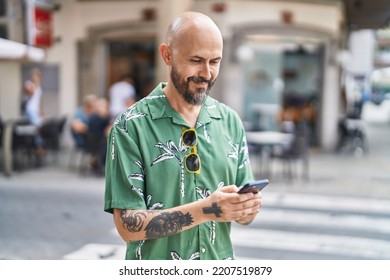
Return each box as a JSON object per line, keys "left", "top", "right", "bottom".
{"left": 238, "top": 179, "right": 269, "bottom": 194}
{"left": 232, "top": 179, "right": 267, "bottom": 225}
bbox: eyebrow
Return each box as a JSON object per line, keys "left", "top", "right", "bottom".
{"left": 191, "top": 55, "right": 222, "bottom": 61}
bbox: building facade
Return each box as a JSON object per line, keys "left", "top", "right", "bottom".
{"left": 1, "top": 0, "right": 361, "bottom": 151}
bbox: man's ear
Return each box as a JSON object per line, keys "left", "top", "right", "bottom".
{"left": 159, "top": 43, "right": 172, "bottom": 65}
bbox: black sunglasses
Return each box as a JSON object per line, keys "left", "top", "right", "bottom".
{"left": 181, "top": 128, "right": 201, "bottom": 174}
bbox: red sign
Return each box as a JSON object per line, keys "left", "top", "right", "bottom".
{"left": 34, "top": 7, "right": 53, "bottom": 48}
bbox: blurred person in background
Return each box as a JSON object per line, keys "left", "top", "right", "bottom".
{"left": 108, "top": 74, "right": 137, "bottom": 120}
{"left": 104, "top": 11, "right": 262, "bottom": 260}
{"left": 88, "top": 97, "right": 111, "bottom": 175}
{"left": 21, "top": 68, "right": 45, "bottom": 157}
{"left": 22, "top": 68, "right": 44, "bottom": 126}
{"left": 70, "top": 94, "right": 98, "bottom": 149}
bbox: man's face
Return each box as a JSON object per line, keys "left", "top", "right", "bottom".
{"left": 169, "top": 31, "right": 223, "bottom": 105}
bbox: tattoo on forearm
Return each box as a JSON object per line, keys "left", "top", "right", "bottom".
{"left": 202, "top": 202, "right": 222, "bottom": 217}
{"left": 145, "top": 211, "right": 194, "bottom": 240}
{"left": 121, "top": 210, "right": 147, "bottom": 232}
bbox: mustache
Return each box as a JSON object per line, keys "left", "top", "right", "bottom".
{"left": 187, "top": 76, "right": 213, "bottom": 84}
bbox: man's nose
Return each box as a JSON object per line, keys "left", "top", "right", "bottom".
{"left": 198, "top": 63, "right": 212, "bottom": 81}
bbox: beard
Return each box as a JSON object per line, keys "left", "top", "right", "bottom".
{"left": 171, "top": 65, "right": 215, "bottom": 105}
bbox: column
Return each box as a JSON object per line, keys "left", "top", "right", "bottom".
{"left": 155, "top": 0, "right": 193, "bottom": 83}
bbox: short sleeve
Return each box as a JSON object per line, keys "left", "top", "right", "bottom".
{"left": 234, "top": 116, "right": 255, "bottom": 187}
{"left": 104, "top": 125, "right": 147, "bottom": 214}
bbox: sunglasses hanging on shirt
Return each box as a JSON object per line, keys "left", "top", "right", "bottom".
{"left": 181, "top": 127, "right": 201, "bottom": 174}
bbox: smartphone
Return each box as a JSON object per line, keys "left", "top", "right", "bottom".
{"left": 238, "top": 179, "right": 269, "bottom": 194}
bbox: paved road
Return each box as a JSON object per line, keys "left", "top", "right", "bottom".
{"left": 0, "top": 168, "right": 123, "bottom": 260}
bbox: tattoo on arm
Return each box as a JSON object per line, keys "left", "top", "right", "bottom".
{"left": 145, "top": 211, "right": 194, "bottom": 240}
{"left": 202, "top": 202, "right": 222, "bottom": 217}
{"left": 120, "top": 210, "right": 147, "bottom": 232}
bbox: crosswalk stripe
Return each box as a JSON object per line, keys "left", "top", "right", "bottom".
{"left": 264, "top": 192, "right": 390, "bottom": 214}
{"left": 256, "top": 208, "right": 390, "bottom": 235}
{"left": 231, "top": 227, "right": 390, "bottom": 259}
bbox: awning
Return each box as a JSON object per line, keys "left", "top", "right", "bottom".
{"left": 0, "top": 38, "right": 46, "bottom": 62}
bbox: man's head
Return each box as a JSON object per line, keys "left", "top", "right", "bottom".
{"left": 30, "top": 68, "right": 42, "bottom": 84}
{"left": 120, "top": 73, "right": 134, "bottom": 84}
{"left": 160, "top": 11, "right": 223, "bottom": 105}
{"left": 83, "top": 94, "right": 98, "bottom": 115}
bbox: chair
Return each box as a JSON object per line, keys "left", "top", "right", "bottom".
{"left": 78, "top": 129, "right": 106, "bottom": 176}
{"left": 337, "top": 117, "right": 368, "bottom": 157}
{"left": 39, "top": 116, "right": 67, "bottom": 164}
{"left": 4, "top": 117, "right": 38, "bottom": 173}
{"left": 40, "top": 116, "right": 67, "bottom": 149}
{"left": 270, "top": 120, "right": 310, "bottom": 183}
{"left": 68, "top": 129, "right": 86, "bottom": 171}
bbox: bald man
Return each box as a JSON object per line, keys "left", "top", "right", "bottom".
{"left": 104, "top": 11, "right": 262, "bottom": 260}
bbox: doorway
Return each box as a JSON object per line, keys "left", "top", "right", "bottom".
{"left": 76, "top": 21, "right": 157, "bottom": 107}
{"left": 106, "top": 39, "right": 156, "bottom": 101}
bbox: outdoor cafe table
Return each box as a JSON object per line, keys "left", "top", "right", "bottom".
{"left": 245, "top": 131, "right": 294, "bottom": 176}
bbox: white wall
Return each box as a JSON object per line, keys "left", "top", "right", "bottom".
{"left": 347, "top": 29, "right": 376, "bottom": 75}
{"left": 156, "top": 0, "right": 193, "bottom": 82}
{"left": 194, "top": 0, "right": 343, "bottom": 39}
{"left": 0, "top": 61, "right": 22, "bottom": 120}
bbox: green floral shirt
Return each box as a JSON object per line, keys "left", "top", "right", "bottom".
{"left": 104, "top": 83, "right": 254, "bottom": 260}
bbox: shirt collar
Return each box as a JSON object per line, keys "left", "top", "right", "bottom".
{"left": 147, "top": 83, "right": 222, "bottom": 127}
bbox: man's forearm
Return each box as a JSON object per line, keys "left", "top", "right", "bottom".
{"left": 114, "top": 200, "right": 212, "bottom": 243}
{"left": 113, "top": 186, "right": 261, "bottom": 242}
{"left": 119, "top": 209, "right": 194, "bottom": 241}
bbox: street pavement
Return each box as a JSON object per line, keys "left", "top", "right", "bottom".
{"left": 1, "top": 117, "right": 390, "bottom": 260}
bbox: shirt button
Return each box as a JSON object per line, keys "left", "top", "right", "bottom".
{"left": 201, "top": 248, "right": 206, "bottom": 253}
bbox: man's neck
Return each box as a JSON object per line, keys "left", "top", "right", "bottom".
{"left": 164, "top": 83, "right": 201, "bottom": 128}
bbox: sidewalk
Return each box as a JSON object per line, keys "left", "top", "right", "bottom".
{"left": 267, "top": 120, "right": 390, "bottom": 199}
{"left": 268, "top": 149, "right": 390, "bottom": 199}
